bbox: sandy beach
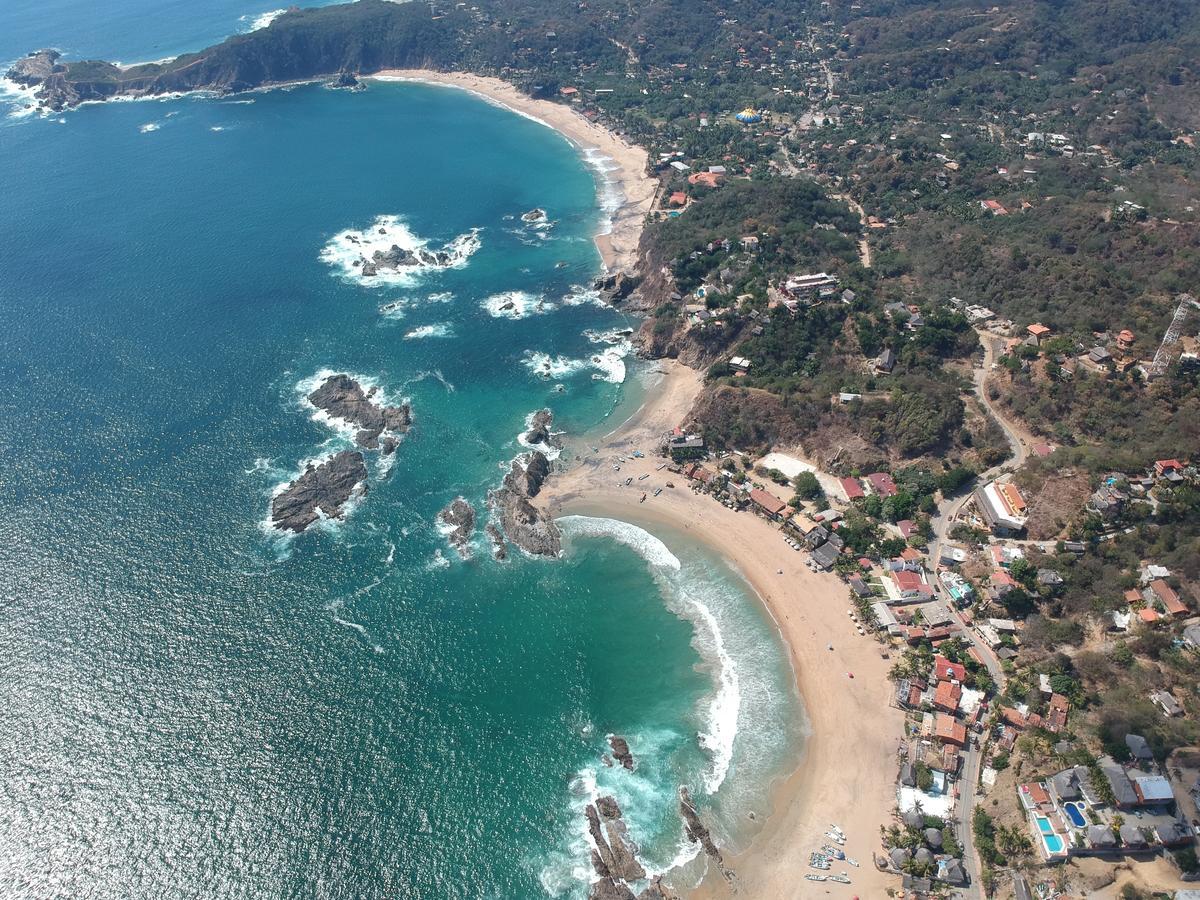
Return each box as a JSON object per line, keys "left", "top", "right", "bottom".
{"left": 370, "top": 70, "right": 657, "bottom": 273}
{"left": 537, "top": 361, "right": 903, "bottom": 898}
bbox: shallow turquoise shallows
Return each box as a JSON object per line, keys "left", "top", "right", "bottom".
{"left": 0, "top": 11, "right": 801, "bottom": 896}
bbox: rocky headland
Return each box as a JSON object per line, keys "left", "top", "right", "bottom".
{"left": 308, "top": 373, "right": 412, "bottom": 452}
{"left": 523, "top": 408, "right": 563, "bottom": 453}
{"left": 270, "top": 450, "right": 368, "bottom": 533}
{"left": 487, "top": 451, "right": 561, "bottom": 557}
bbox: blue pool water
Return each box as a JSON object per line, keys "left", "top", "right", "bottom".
{"left": 1037, "top": 815, "right": 1054, "bottom": 835}
{"left": 1065, "top": 801, "right": 1087, "bottom": 827}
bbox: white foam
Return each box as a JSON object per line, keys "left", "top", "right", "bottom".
{"left": 403, "top": 323, "right": 453, "bottom": 340}
{"left": 580, "top": 147, "right": 624, "bottom": 238}
{"left": 481, "top": 290, "right": 551, "bottom": 319}
{"left": 561, "top": 285, "right": 607, "bottom": 308}
{"left": 210, "top": 125, "right": 227, "bottom": 132}
{"left": 521, "top": 338, "right": 630, "bottom": 385}
{"left": 240, "top": 8, "right": 286, "bottom": 31}
{"left": 521, "top": 351, "right": 589, "bottom": 381}
{"left": 687, "top": 596, "right": 740, "bottom": 795}
{"left": 557, "top": 516, "right": 681, "bottom": 570}
{"left": 516, "top": 409, "right": 564, "bottom": 461}
{"left": 139, "top": 121, "right": 161, "bottom": 133}
{"left": 321, "top": 214, "right": 480, "bottom": 287}
{"left": 1, "top": 75, "right": 41, "bottom": 119}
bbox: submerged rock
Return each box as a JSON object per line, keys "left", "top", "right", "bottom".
{"left": 307, "top": 373, "right": 412, "bottom": 452}
{"left": 270, "top": 450, "right": 367, "bottom": 533}
{"left": 437, "top": 497, "right": 475, "bottom": 559}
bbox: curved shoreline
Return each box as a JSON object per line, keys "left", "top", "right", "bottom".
{"left": 371, "top": 70, "right": 656, "bottom": 273}
{"left": 536, "top": 360, "right": 903, "bottom": 897}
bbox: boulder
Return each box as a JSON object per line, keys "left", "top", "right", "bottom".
{"left": 608, "top": 736, "right": 635, "bottom": 771}
{"left": 307, "top": 373, "right": 412, "bottom": 451}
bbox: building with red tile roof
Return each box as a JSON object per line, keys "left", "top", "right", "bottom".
{"left": 934, "top": 680, "right": 962, "bottom": 713}
{"left": 935, "top": 714, "right": 967, "bottom": 747}
{"left": 749, "top": 488, "right": 787, "bottom": 520}
{"left": 933, "top": 655, "right": 966, "bottom": 682}
{"left": 1149, "top": 579, "right": 1188, "bottom": 616}
{"left": 866, "top": 472, "right": 899, "bottom": 497}
{"left": 839, "top": 476, "right": 865, "bottom": 500}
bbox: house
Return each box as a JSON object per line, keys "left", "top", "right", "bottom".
{"left": 934, "top": 680, "right": 962, "bottom": 713}
{"left": 749, "top": 488, "right": 788, "bottom": 521}
{"left": 1154, "top": 459, "right": 1184, "bottom": 478}
{"left": 668, "top": 190, "right": 688, "bottom": 207}
{"left": 839, "top": 476, "right": 865, "bottom": 501}
{"left": 873, "top": 347, "right": 896, "bottom": 374}
{"left": 1151, "top": 690, "right": 1184, "bottom": 718}
{"left": 896, "top": 519, "right": 917, "bottom": 538}
{"left": 1027, "top": 323, "right": 1052, "bottom": 344}
{"left": 687, "top": 171, "right": 722, "bottom": 188}
{"left": 1125, "top": 733, "right": 1154, "bottom": 762}
{"left": 809, "top": 541, "right": 840, "bottom": 570}
{"left": 933, "top": 655, "right": 966, "bottom": 682}
{"left": 739, "top": 235, "right": 759, "bottom": 252}
{"left": 729, "top": 355, "right": 751, "bottom": 372}
{"left": 1183, "top": 622, "right": 1200, "bottom": 651}
{"left": 980, "top": 199, "right": 1009, "bottom": 215}
{"left": 664, "top": 430, "right": 706, "bottom": 461}
{"left": 559, "top": 86, "right": 579, "bottom": 97}
{"left": 1132, "top": 775, "right": 1174, "bottom": 806}
{"left": 782, "top": 272, "right": 838, "bottom": 298}
{"left": 867, "top": 472, "right": 899, "bottom": 497}
{"left": 975, "top": 480, "right": 1028, "bottom": 534}
{"left": 891, "top": 569, "right": 927, "bottom": 598}
{"left": 935, "top": 713, "right": 967, "bottom": 747}
{"left": 1147, "top": 579, "right": 1188, "bottom": 616}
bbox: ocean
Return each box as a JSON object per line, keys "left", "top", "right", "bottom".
{"left": 0, "top": 6, "right": 802, "bottom": 896}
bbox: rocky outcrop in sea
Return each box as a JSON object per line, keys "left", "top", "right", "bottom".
{"left": 523, "top": 408, "right": 562, "bottom": 453}
{"left": 487, "top": 451, "right": 560, "bottom": 557}
{"left": 270, "top": 450, "right": 368, "bottom": 533}
{"left": 308, "top": 373, "right": 412, "bottom": 451}
{"left": 438, "top": 497, "right": 476, "bottom": 559}
{"left": 361, "top": 244, "right": 458, "bottom": 277}
{"left": 679, "top": 787, "right": 733, "bottom": 886}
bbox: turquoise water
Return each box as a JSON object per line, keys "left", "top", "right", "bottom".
{"left": 0, "top": 11, "right": 801, "bottom": 897}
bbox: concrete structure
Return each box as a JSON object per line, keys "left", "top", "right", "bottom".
{"left": 974, "top": 480, "right": 1028, "bottom": 534}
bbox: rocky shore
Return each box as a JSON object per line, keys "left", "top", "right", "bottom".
{"left": 307, "top": 373, "right": 412, "bottom": 452}
{"left": 487, "top": 450, "right": 561, "bottom": 557}
{"left": 270, "top": 450, "right": 368, "bottom": 533}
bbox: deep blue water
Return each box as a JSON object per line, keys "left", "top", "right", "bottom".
{"left": 0, "top": 6, "right": 801, "bottom": 897}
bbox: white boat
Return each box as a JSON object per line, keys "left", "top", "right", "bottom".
{"left": 804, "top": 874, "right": 828, "bottom": 882}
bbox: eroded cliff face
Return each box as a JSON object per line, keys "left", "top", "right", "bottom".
{"left": 6, "top": 1, "right": 460, "bottom": 111}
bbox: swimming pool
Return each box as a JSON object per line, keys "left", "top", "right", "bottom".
{"left": 1043, "top": 833, "right": 1065, "bottom": 854}
{"left": 1037, "top": 816, "right": 1054, "bottom": 835}
{"left": 1065, "top": 801, "right": 1087, "bottom": 827}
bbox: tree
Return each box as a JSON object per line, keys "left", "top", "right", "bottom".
{"left": 793, "top": 470, "right": 824, "bottom": 500}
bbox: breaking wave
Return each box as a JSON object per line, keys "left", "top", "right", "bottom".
{"left": 404, "top": 323, "right": 453, "bottom": 340}
{"left": 481, "top": 290, "right": 552, "bottom": 319}
{"left": 321, "top": 214, "right": 480, "bottom": 287}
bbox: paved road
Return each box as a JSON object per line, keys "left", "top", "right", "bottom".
{"left": 928, "top": 329, "right": 1025, "bottom": 895}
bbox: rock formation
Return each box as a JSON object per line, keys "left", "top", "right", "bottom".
{"left": 484, "top": 522, "right": 507, "bottom": 560}
{"left": 307, "top": 373, "right": 412, "bottom": 452}
{"left": 608, "top": 736, "right": 635, "bottom": 771}
{"left": 6, "top": 1, "right": 461, "bottom": 112}
{"left": 487, "top": 451, "right": 560, "bottom": 557}
{"left": 521, "top": 207, "right": 547, "bottom": 223}
{"left": 270, "top": 450, "right": 367, "bottom": 533}
{"left": 594, "top": 271, "right": 640, "bottom": 304}
{"left": 586, "top": 796, "right": 645, "bottom": 898}
{"left": 523, "top": 408, "right": 562, "bottom": 451}
{"left": 679, "top": 788, "right": 733, "bottom": 885}
{"left": 437, "top": 497, "right": 475, "bottom": 558}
